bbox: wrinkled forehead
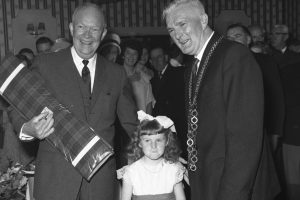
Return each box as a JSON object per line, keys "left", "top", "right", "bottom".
{"left": 73, "top": 6, "right": 105, "bottom": 26}
{"left": 227, "top": 27, "right": 244, "bottom": 35}
{"left": 150, "top": 48, "right": 164, "bottom": 58}
{"left": 166, "top": 4, "right": 201, "bottom": 25}
{"left": 250, "top": 28, "right": 264, "bottom": 36}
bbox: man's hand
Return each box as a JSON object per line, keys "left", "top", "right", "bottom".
{"left": 22, "top": 112, "right": 54, "bottom": 140}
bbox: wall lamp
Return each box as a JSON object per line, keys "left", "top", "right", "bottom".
{"left": 26, "top": 22, "right": 45, "bottom": 36}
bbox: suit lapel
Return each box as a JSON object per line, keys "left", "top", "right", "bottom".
{"left": 198, "top": 32, "right": 221, "bottom": 69}
{"left": 90, "top": 55, "right": 106, "bottom": 109}
{"left": 57, "top": 49, "right": 87, "bottom": 119}
{"left": 184, "top": 32, "right": 223, "bottom": 114}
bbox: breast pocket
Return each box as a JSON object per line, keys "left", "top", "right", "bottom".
{"left": 91, "top": 91, "right": 117, "bottom": 120}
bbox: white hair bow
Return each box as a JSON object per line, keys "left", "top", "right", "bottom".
{"left": 137, "top": 110, "right": 176, "bottom": 133}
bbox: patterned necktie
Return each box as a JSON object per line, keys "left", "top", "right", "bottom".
{"left": 82, "top": 59, "right": 91, "bottom": 94}
{"left": 191, "top": 58, "right": 200, "bottom": 78}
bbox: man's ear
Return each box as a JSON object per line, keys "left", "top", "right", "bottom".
{"left": 69, "top": 23, "right": 74, "bottom": 37}
{"left": 284, "top": 34, "right": 289, "bottom": 43}
{"left": 164, "top": 55, "right": 169, "bottom": 62}
{"left": 101, "top": 28, "right": 107, "bottom": 41}
{"left": 247, "top": 35, "right": 252, "bottom": 46}
{"left": 149, "top": 58, "right": 153, "bottom": 65}
{"left": 200, "top": 14, "right": 208, "bottom": 29}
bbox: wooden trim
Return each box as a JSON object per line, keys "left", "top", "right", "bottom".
{"left": 1, "top": 0, "right": 9, "bottom": 54}
{"left": 111, "top": 26, "right": 168, "bottom": 36}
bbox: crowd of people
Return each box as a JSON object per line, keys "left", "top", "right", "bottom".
{"left": 0, "top": 0, "right": 300, "bottom": 200}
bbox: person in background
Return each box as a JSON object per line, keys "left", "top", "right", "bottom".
{"left": 118, "top": 110, "right": 186, "bottom": 200}
{"left": 35, "top": 36, "right": 54, "bottom": 54}
{"left": 121, "top": 39, "right": 155, "bottom": 114}
{"left": 150, "top": 44, "right": 188, "bottom": 160}
{"left": 248, "top": 24, "right": 270, "bottom": 54}
{"left": 268, "top": 24, "right": 300, "bottom": 69}
{"left": 149, "top": 45, "right": 169, "bottom": 114}
{"left": 279, "top": 53, "right": 300, "bottom": 200}
{"left": 17, "top": 48, "right": 35, "bottom": 67}
{"left": 270, "top": 25, "right": 300, "bottom": 200}
{"left": 50, "top": 37, "right": 72, "bottom": 52}
{"left": 8, "top": 3, "right": 138, "bottom": 200}
{"left": 98, "top": 32, "right": 121, "bottom": 63}
{"left": 164, "top": 0, "right": 280, "bottom": 199}
{"left": 226, "top": 24, "right": 285, "bottom": 198}
{"left": 226, "top": 23, "right": 285, "bottom": 152}
{"left": 138, "top": 43, "right": 153, "bottom": 71}
{"left": 226, "top": 23, "right": 251, "bottom": 46}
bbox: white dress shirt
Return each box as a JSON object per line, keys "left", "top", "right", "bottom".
{"left": 195, "top": 31, "right": 214, "bottom": 71}
{"left": 71, "top": 47, "right": 97, "bottom": 93}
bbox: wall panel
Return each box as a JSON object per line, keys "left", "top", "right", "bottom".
{"left": 0, "top": 0, "right": 299, "bottom": 61}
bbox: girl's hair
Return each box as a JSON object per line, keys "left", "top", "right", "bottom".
{"left": 127, "top": 119, "right": 181, "bottom": 163}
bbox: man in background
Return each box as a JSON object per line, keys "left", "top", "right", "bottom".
{"left": 36, "top": 36, "right": 54, "bottom": 54}
{"left": 268, "top": 24, "right": 300, "bottom": 69}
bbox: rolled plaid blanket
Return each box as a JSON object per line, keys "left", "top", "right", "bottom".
{"left": 0, "top": 55, "right": 114, "bottom": 181}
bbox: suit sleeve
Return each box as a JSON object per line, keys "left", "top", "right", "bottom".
{"left": 117, "top": 68, "right": 139, "bottom": 137}
{"left": 218, "top": 45, "right": 264, "bottom": 199}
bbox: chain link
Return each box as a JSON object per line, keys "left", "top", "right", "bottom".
{"left": 187, "top": 36, "right": 223, "bottom": 171}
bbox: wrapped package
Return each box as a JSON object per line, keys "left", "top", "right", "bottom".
{"left": 0, "top": 55, "right": 114, "bottom": 181}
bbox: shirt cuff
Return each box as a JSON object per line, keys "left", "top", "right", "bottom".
{"left": 19, "top": 124, "right": 34, "bottom": 141}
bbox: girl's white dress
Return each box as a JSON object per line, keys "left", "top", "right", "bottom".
{"left": 118, "top": 158, "right": 186, "bottom": 200}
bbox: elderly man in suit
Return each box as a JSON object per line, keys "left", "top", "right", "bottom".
{"left": 8, "top": 3, "right": 138, "bottom": 200}
{"left": 163, "top": 0, "right": 280, "bottom": 200}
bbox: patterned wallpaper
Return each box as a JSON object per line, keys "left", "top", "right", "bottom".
{"left": 0, "top": 0, "right": 299, "bottom": 61}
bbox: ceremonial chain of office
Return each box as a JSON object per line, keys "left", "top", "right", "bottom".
{"left": 187, "top": 36, "right": 224, "bottom": 171}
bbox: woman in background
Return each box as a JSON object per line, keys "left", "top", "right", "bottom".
{"left": 121, "top": 39, "right": 155, "bottom": 114}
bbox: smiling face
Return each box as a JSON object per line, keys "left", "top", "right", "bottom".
{"left": 166, "top": 4, "right": 206, "bottom": 56}
{"left": 124, "top": 47, "right": 139, "bottom": 67}
{"left": 139, "top": 48, "right": 149, "bottom": 65}
{"left": 69, "top": 6, "right": 107, "bottom": 59}
{"left": 150, "top": 48, "right": 167, "bottom": 72}
{"left": 139, "top": 133, "right": 167, "bottom": 161}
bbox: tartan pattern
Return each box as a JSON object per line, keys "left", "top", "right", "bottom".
{"left": 0, "top": 55, "right": 22, "bottom": 87}
{"left": 0, "top": 55, "right": 114, "bottom": 181}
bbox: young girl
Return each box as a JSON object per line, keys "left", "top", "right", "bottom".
{"left": 117, "top": 111, "right": 187, "bottom": 200}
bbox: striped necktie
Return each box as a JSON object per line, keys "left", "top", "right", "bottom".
{"left": 82, "top": 59, "right": 91, "bottom": 94}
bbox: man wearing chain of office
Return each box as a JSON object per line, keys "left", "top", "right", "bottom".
{"left": 163, "top": 0, "right": 280, "bottom": 200}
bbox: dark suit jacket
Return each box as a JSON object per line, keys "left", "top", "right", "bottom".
{"left": 269, "top": 47, "right": 300, "bottom": 69}
{"left": 253, "top": 53, "right": 285, "bottom": 137}
{"left": 152, "top": 64, "right": 185, "bottom": 115}
{"left": 9, "top": 48, "right": 138, "bottom": 200}
{"left": 280, "top": 62, "right": 300, "bottom": 145}
{"left": 151, "top": 64, "right": 188, "bottom": 158}
{"left": 186, "top": 33, "right": 280, "bottom": 200}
